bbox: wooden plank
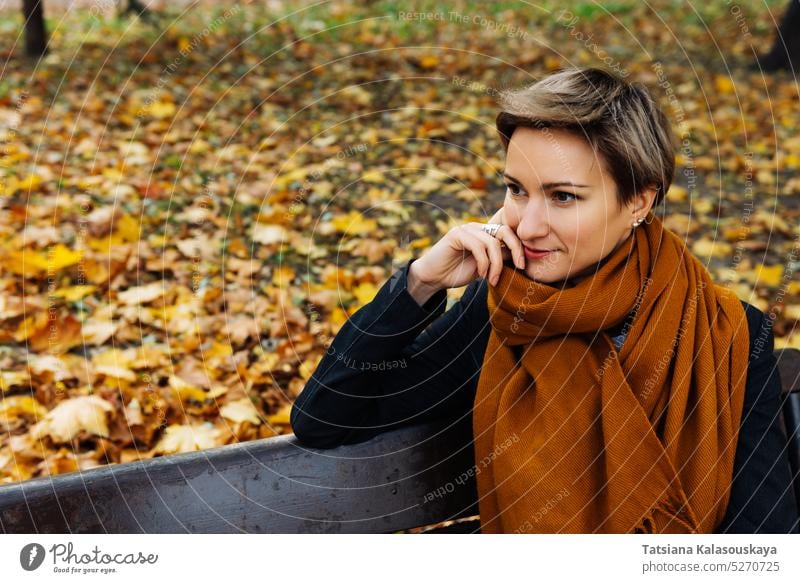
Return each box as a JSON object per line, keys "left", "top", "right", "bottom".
{"left": 0, "top": 416, "right": 478, "bottom": 533}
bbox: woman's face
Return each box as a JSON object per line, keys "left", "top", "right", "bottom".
{"left": 502, "top": 126, "right": 655, "bottom": 286}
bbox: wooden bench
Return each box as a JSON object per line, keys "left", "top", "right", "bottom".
{"left": 1, "top": 349, "right": 799, "bottom": 534}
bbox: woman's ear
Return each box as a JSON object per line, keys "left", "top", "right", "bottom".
{"left": 632, "top": 186, "right": 658, "bottom": 221}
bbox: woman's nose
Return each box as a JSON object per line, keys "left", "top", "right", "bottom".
{"left": 515, "top": 200, "right": 550, "bottom": 241}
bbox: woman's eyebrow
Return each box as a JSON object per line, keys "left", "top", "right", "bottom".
{"left": 503, "top": 173, "right": 590, "bottom": 189}
{"left": 502, "top": 172, "right": 524, "bottom": 185}
{"left": 541, "top": 181, "right": 591, "bottom": 189}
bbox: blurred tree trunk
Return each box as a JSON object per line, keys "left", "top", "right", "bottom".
{"left": 119, "top": 0, "right": 155, "bottom": 23}
{"left": 22, "top": 0, "right": 48, "bottom": 57}
{"left": 757, "top": 0, "right": 800, "bottom": 72}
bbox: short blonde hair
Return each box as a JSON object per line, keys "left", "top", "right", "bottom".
{"left": 495, "top": 67, "right": 676, "bottom": 207}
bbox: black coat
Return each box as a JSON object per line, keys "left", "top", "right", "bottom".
{"left": 291, "top": 259, "right": 800, "bottom": 533}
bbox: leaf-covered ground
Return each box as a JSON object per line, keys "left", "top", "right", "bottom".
{"left": 1, "top": 0, "right": 798, "bottom": 483}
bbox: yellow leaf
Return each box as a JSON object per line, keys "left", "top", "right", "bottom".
{"left": 361, "top": 169, "right": 385, "bottom": 183}
{"left": 168, "top": 375, "right": 207, "bottom": 402}
{"left": 353, "top": 282, "right": 378, "bottom": 306}
{"left": 755, "top": 169, "right": 775, "bottom": 185}
{"left": 0, "top": 395, "right": 47, "bottom": 423}
{"left": 784, "top": 305, "right": 800, "bottom": 320}
{"left": 775, "top": 334, "right": 800, "bottom": 350}
{"left": 666, "top": 185, "right": 687, "bottom": 202}
{"left": 9, "top": 245, "right": 84, "bottom": 275}
{"left": 203, "top": 341, "right": 233, "bottom": 360}
{"left": 448, "top": 121, "right": 470, "bottom": 133}
{"left": 409, "top": 237, "right": 431, "bottom": 250}
{"left": 30, "top": 396, "right": 114, "bottom": 443}
{"left": 692, "top": 238, "right": 731, "bottom": 259}
{"left": 154, "top": 424, "right": 218, "bottom": 454}
{"left": 86, "top": 233, "right": 126, "bottom": 254}
{"left": 412, "top": 174, "right": 442, "bottom": 194}
{"left": 102, "top": 167, "right": 125, "bottom": 181}
{"left": 754, "top": 264, "right": 784, "bottom": 288}
{"left": 117, "top": 282, "right": 165, "bottom": 305}
{"left": 691, "top": 198, "right": 714, "bottom": 214}
{"left": 146, "top": 100, "right": 176, "bottom": 119}
{"left": 220, "top": 398, "right": 262, "bottom": 425}
{"left": 188, "top": 140, "right": 210, "bottom": 154}
{"left": 341, "top": 85, "right": 372, "bottom": 105}
{"left": 544, "top": 55, "right": 562, "bottom": 71}
{"left": 94, "top": 364, "right": 137, "bottom": 382}
{"left": 267, "top": 403, "right": 292, "bottom": 426}
{"left": 14, "top": 312, "right": 48, "bottom": 341}
{"left": 783, "top": 153, "right": 800, "bottom": 169}
{"left": 1, "top": 370, "right": 30, "bottom": 393}
{"left": 92, "top": 348, "right": 133, "bottom": 368}
{"left": 252, "top": 224, "right": 287, "bottom": 245}
{"left": 115, "top": 214, "right": 141, "bottom": 243}
{"left": 329, "top": 307, "right": 349, "bottom": 329}
{"left": 722, "top": 226, "right": 749, "bottom": 242}
{"left": 330, "top": 211, "right": 377, "bottom": 235}
{"left": 49, "top": 244, "right": 83, "bottom": 270}
{"left": 714, "top": 75, "right": 735, "bottom": 94}
{"left": 299, "top": 354, "right": 322, "bottom": 381}
{"left": 50, "top": 285, "right": 96, "bottom": 301}
{"left": 0, "top": 175, "right": 22, "bottom": 197}
{"left": 272, "top": 266, "right": 296, "bottom": 286}
{"left": 16, "top": 174, "right": 43, "bottom": 192}
{"left": 419, "top": 55, "right": 439, "bottom": 69}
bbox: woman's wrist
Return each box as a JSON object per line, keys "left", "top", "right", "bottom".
{"left": 407, "top": 260, "right": 443, "bottom": 307}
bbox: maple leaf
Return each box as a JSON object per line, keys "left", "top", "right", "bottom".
{"left": 220, "top": 398, "right": 262, "bottom": 425}
{"left": 154, "top": 424, "right": 219, "bottom": 454}
{"left": 330, "top": 211, "right": 377, "bottom": 235}
{"left": 30, "top": 396, "right": 115, "bottom": 443}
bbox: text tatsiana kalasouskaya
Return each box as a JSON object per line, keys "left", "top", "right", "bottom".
{"left": 642, "top": 545, "right": 777, "bottom": 557}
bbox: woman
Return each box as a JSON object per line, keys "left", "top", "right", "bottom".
{"left": 290, "top": 68, "right": 799, "bottom": 534}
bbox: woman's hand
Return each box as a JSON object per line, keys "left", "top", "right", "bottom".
{"left": 489, "top": 207, "right": 505, "bottom": 225}
{"left": 407, "top": 210, "right": 526, "bottom": 305}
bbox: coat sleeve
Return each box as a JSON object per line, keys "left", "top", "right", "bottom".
{"left": 715, "top": 304, "right": 800, "bottom": 533}
{"left": 290, "top": 258, "right": 490, "bottom": 449}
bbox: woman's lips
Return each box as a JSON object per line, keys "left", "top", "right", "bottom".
{"left": 523, "top": 245, "right": 554, "bottom": 260}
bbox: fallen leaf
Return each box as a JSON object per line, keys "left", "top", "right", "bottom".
{"left": 330, "top": 211, "right": 377, "bottom": 235}
{"left": 117, "top": 282, "right": 165, "bottom": 305}
{"left": 30, "top": 396, "right": 115, "bottom": 443}
{"left": 220, "top": 398, "right": 262, "bottom": 425}
{"left": 0, "top": 396, "right": 48, "bottom": 424}
{"left": 154, "top": 424, "right": 219, "bottom": 454}
{"left": 251, "top": 224, "right": 287, "bottom": 245}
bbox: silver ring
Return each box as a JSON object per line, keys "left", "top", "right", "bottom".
{"left": 481, "top": 223, "right": 502, "bottom": 238}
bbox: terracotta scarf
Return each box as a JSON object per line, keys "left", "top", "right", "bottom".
{"left": 473, "top": 212, "right": 750, "bottom": 533}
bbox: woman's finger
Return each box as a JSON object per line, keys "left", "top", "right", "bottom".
{"left": 471, "top": 229, "right": 506, "bottom": 286}
{"left": 495, "top": 225, "right": 526, "bottom": 270}
{"left": 488, "top": 207, "right": 504, "bottom": 224}
{"left": 456, "top": 228, "right": 491, "bottom": 280}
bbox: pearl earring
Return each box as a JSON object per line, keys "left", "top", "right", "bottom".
{"left": 632, "top": 218, "right": 644, "bottom": 227}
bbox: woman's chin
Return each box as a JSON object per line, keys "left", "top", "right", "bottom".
{"left": 520, "top": 262, "right": 588, "bottom": 288}
{"left": 522, "top": 262, "right": 563, "bottom": 282}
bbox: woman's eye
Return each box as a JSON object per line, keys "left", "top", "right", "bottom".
{"left": 506, "top": 183, "right": 524, "bottom": 196}
{"left": 553, "top": 191, "right": 577, "bottom": 203}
